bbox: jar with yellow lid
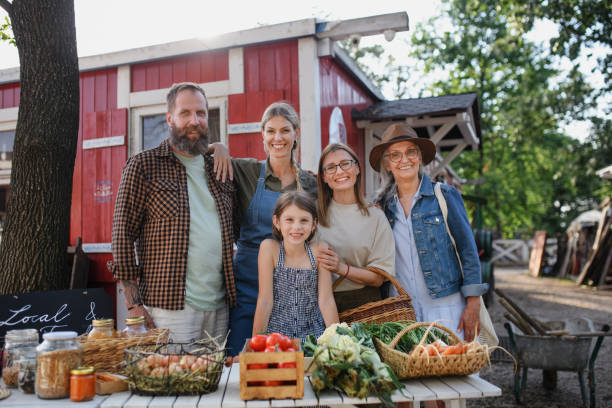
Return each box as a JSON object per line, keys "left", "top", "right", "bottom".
{"left": 87, "top": 319, "right": 116, "bottom": 340}
{"left": 122, "top": 316, "right": 149, "bottom": 337}
{"left": 70, "top": 366, "right": 95, "bottom": 402}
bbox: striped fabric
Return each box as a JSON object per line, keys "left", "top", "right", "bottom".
{"left": 266, "top": 243, "right": 326, "bottom": 340}
{"left": 110, "top": 139, "right": 237, "bottom": 309}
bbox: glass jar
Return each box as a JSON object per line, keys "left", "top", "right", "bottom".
{"left": 87, "top": 319, "right": 116, "bottom": 340}
{"left": 1, "top": 328, "right": 38, "bottom": 388}
{"left": 122, "top": 316, "right": 149, "bottom": 337}
{"left": 17, "top": 349, "right": 37, "bottom": 394}
{"left": 70, "top": 366, "right": 95, "bottom": 402}
{"left": 35, "top": 331, "right": 82, "bottom": 399}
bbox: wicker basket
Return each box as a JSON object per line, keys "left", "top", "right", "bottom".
{"left": 124, "top": 342, "right": 225, "bottom": 396}
{"left": 337, "top": 268, "right": 415, "bottom": 324}
{"left": 79, "top": 328, "right": 169, "bottom": 374}
{"left": 374, "top": 322, "right": 488, "bottom": 379}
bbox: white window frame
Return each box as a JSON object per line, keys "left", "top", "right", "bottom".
{"left": 129, "top": 96, "right": 227, "bottom": 157}
{"left": 0, "top": 107, "right": 18, "bottom": 186}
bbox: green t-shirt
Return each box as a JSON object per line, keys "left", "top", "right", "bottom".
{"left": 174, "top": 152, "right": 224, "bottom": 311}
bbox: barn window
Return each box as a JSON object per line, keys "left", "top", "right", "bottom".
{"left": 141, "top": 108, "right": 221, "bottom": 151}
{"left": 0, "top": 130, "right": 14, "bottom": 171}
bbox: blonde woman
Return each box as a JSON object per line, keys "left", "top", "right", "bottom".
{"left": 212, "top": 102, "right": 317, "bottom": 355}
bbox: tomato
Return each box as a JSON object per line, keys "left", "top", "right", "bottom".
{"left": 247, "top": 381, "right": 263, "bottom": 386}
{"left": 278, "top": 334, "right": 293, "bottom": 351}
{"left": 247, "top": 363, "right": 268, "bottom": 370}
{"left": 263, "top": 380, "right": 282, "bottom": 386}
{"left": 249, "top": 334, "right": 268, "bottom": 352}
{"left": 284, "top": 347, "right": 296, "bottom": 352}
{"left": 265, "top": 333, "right": 284, "bottom": 349}
{"left": 264, "top": 345, "right": 278, "bottom": 353}
{"left": 278, "top": 361, "right": 296, "bottom": 368}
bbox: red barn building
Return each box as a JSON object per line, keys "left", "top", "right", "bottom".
{"left": 0, "top": 12, "right": 482, "bottom": 318}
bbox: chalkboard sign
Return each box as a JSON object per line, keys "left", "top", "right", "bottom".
{"left": 0, "top": 288, "right": 113, "bottom": 344}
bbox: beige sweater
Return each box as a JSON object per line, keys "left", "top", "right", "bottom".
{"left": 316, "top": 200, "right": 395, "bottom": 292}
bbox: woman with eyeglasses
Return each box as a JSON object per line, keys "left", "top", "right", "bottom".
{"left": 370, "top": 123, "right": 487, "bottom": 347}
{"left": 314, "top": 143, "right": 395, "bottom": 313}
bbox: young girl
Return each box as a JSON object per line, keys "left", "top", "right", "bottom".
{"left": 252, "top": 191, "right": 339, "bottom": 340}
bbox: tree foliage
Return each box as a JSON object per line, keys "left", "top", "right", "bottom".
{"left": 346, "top": 0, "right": 610, "bottom": 237}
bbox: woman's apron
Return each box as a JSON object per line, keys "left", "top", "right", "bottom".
{"left": 228, "top": 163, "right": 282, "bottom": 355}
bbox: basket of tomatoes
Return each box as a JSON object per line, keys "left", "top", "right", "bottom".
{"left": 124, "top": 341, "right": 225, "bottom": 395}
{"left": 239, "top": 333, "right": 304, "bottom": 400}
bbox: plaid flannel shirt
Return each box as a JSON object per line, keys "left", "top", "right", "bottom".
{"left": 109, "top": 139, "right": 237, "bottom": 309}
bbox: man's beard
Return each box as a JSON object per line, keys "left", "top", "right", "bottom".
{"left": 169, "top": 122, "right": 209, "bottom": 156}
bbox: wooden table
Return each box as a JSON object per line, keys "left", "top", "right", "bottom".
{"left": 0, "top": 363, "right": 501, "bottom": 408}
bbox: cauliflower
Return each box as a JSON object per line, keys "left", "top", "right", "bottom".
{"left": 317, "top": 322, "right": 349, "bottom": 346}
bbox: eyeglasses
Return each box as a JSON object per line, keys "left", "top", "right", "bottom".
{"left": 384, "top": 149, "right": 419, "bottom": 163}
{"left": 323, "top": 159, "right": 356, "bottom": 175}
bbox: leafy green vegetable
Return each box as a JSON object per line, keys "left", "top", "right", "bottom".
{"left": 364, "top": 321, "right": 449, "bottom": 354}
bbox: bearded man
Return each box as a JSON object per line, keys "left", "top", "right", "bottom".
{"left": 110, "top": 82, "right": 236, "bottom": 343}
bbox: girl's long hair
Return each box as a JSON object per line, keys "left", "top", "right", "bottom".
{"left": 317, "top": 143, "right": 369, "bottom": 227}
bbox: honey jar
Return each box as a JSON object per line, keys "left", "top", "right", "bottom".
{"left": 87, "top": 319, "right": 116, "bottom": 340}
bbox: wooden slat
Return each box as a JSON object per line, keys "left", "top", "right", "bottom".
{"left": 293, "top": 377, "right": 318, "bottom": 407}
{"left": 402, "top": 379, "right": 437, "bottom": 402}
{"left": 123, "top": 394, "right": 153, "bottom": 408}
{"left": 100, "top": 391, "right": 132, "bottom": 408}
{"left": 244, "top": 398, "right": 270, "bottom": 408}
{"left": 198, "top": 364, "right": 232, "bottom": 408}
{"left": 174, "top": 395, "right": 200, "bottom": 408}
{"left": 148, "top": 396, "right": 176, "bottom": 408}
{"left": 421, "top": 377, "right": 461, "bottom": 400}
{"left": 462, "top": 374, "right": 502, "bottom": 397}
{"left": 439, "top": 376, "right": 483, "bottom": 399}
{"left": 222, "top": 363, "right": 246, "bottom": 408}
{"left": 306, "top": 377, "right": 342, "bottom": 406}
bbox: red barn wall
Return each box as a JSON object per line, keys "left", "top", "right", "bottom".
{"left": 130, "top": 50, "right": 229, "bottom": 92}
{"left": 0, "top": 82, "right": 20, "bottom": 108}
{"left": 228, "top": 40, "right": 300, "bottom": 159}
{"left": 319, "top": 56, "right": 374, "bottom": 170}
{"left": 70, "top": 68, "right": 125, "bottom": 299}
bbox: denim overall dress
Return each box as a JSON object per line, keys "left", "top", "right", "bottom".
{"left": 228, "top": 163, "right": 282, "bottom": 355}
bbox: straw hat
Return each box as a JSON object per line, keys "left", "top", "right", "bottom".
{"left": 368, "top": 123, "right": 436, "bottom": 171}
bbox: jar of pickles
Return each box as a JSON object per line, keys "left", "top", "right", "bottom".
{"left": 70, "top": 366, "right": 95, "bottom": 402}
{"left": 122, "top": 316, "right": 149, "bottom": 337}
{"left": 35, "top": 331, "right": 82, "bottom": 399}
{"left": 1, "top": 329, "right": 38, "bottom": 388}
{"left": 87, "top": 318, "right": 116, "bottom": 340}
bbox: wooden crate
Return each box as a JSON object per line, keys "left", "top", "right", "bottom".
{"left": 239, "top": 338, "right": 304, "bottom": 400}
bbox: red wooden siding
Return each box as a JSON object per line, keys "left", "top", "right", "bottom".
{"left": 0, "top": 82, "right": 20, "bottom": 109}
{"left": 229, "top": 41, "right": 299, "bottom": 159}
{"left": 131, "top": 50, "right": 229, "bottom": 92}
{"left": 70, "top": 68, "right": 122, "bottom": 287}
{"left": 319, "top": 56, "right": 374, "bottom": 168}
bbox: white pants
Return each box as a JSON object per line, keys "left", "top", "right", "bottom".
{"left": 147, "top": 302, "right": 229, "bottom": 344}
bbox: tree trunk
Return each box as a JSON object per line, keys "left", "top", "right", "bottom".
{"left": 0, "top": 0, "right": 79, "bottom": 294}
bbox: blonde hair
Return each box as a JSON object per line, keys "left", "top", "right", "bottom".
{"left": 317, "top": 143, "right": 369, "bottom": 227}
{"left": 261, "top": 102, "right": 302, "bottom": 190}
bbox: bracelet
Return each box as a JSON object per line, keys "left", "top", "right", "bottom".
{"left": 127, "top": 303, "right": 143, "bottom": 311}
{"left": 345, "top": 263, "right": 350, "bottom": 278}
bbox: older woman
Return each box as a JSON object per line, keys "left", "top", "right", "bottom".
{"left": 370, "top": 123, "right": 487, "bottom": 342}
{"left": 220, "top": 102, "right": 317, "bottom": 355}
{"left": 315, "top": 143, "right": 395, "bottom": 313}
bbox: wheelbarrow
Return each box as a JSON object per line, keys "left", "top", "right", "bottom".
{"left": 504, "top": 318, "right": 610, "bottom": 408}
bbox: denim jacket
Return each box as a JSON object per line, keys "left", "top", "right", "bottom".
{"left": 379, "top": 174, "right": 487, "bottom": 299}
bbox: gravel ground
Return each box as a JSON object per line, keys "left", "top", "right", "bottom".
{"left": 469, "top": 267, "right": 612, "bottom": 408}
